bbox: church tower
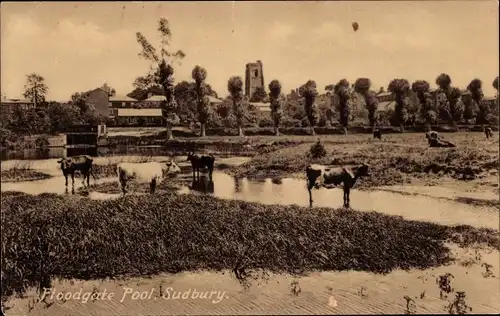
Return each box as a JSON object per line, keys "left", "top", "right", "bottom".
{"left": 245, "top": 60, "right": 264, "bottom": 97}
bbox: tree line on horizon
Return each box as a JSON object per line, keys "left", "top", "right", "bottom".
{"left": 2, "top": 17, "right": 499, "bottom": 143}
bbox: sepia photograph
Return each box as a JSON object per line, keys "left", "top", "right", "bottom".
{"left": 1, "top": 0, "right": 499, "bottom": 315}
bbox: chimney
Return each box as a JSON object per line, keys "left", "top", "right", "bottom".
{"left": 147, "top": 92, "right": 153, "bottom": 99}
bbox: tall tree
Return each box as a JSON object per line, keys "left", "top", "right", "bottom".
{"left": 250, "top": 86, "right": 268, "bottom": 103}
{"left": 135, "top": 17, "right": 186, "bottom": 140}
{"left": 227, "top": 76, "right": 245, "bottom": 136}
{"left": 268, "top": 80, "right": 284, "bottom": 136}
{"left": 447, "top": 87, "right": 464, "bottom": 125}
{"left": 461, "top": 91, "right": 475, "bottom": 123}
{"left": 354, "top": 78, "right": 378, "bottom": 130}
{"left": 411, "top": 80, "right": 435, "bottom": 129}
{"left": 334, "top": 79, "right": 351, "bottom": 134}
{"left": 435, "top": 73, "right": 458, "bottom": 124}
{"left": 23, "top": 73, "right": 48, "bottom": 106}
{"left": 388, "top": 79, "right": 410, "bottom": 132}
{"left": 192, "top": 65, "right": 210, "bottom": 137}
{"left": 467, "top": 79, "right": 487, "bottom": 125}
{"left": 299, "top": 80, "right": 318, "bottom": 136}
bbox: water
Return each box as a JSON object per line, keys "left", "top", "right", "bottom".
{"left": 1, "top": 143, "right": 253, "bottom": 161}
{"left": 2, "top": 167, "right": 498, "bottom": 229}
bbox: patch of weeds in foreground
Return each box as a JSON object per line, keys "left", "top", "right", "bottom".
{"left": 403, "top": 295, "right": 417, "bottom": 314}
{"left": 435, "top": 273, "right": 473, "bottom": 314}
{"left": 1, "top": 191, "right": 499, "bottom": 305}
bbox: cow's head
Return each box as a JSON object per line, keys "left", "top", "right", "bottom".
{"left": 57, "top": 158, "right": 72, "bottom": 170}
{"left": 186, "top": 152, "right": 197, "bottom": 162}
{"left": 164, "top": 160, "right": 181, "bottom": 175}
{"left": 355, "top": 163, "right": 370, "bottom": 178}
{"left": 426, "top": 131, "right": 438, "bottom": 140}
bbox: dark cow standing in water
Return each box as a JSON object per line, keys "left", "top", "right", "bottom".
{"left": 306, "top": 163, "right": 371, "bottom": 208}
{"left": 186, "top": 152, "right": 215, "bottom": 180}
{"left": 57, "top": 155, "right": 96, "bottom": 187}
{"left": 484, "top": 127, "right": 493, "bottom": 139}
{"left": 373, "top": 129, "right": 382, "bottom": 140}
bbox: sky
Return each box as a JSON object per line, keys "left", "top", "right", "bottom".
{"left": 1, "top": 1, "right": 498, "bottom": 102}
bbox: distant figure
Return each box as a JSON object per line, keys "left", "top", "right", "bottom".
{"left": 484, "top": 126, "right": 493, "bottom": 139}
{"left": 373, "top": 129, "right": 382, "bottom": 140}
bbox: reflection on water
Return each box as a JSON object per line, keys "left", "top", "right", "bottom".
{"left": 1, "top": 145, "right": 244, "bottom": 161}
{"left": 2, "top": 168, "right": 498, "bottom": 230}
{"left": 189, "top": 175, "right": 215, "bottom": 194}
{"left": 177, "top": 172, "right": 499, "bottom": 230}
{"left": 1, "top": 176, "right": 117, "bottom": 195}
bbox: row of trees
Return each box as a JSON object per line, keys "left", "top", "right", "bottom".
{"left": 4, "top": 17, "right": 499, "bottom": 141}
{"left": 132, "top": 18, "right": 499, "bottom": 138}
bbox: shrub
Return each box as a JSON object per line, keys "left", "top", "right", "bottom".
{"left": 309, "top": 139, "right": 327, "bottom": 158}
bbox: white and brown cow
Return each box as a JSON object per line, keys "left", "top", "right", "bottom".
{"left": 306, "top": 163, "right": 371, "bottom": 208}
{"left": 117, "top": 160, "right": 181, "bottom": 195}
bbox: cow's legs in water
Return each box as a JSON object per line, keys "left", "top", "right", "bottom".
{"left": 71, "top": 173, "right": 75, "bottom": 187}
{"left": 343, "top": 185, "right": 351, "bottom": 208}
{"left": 64, "top": 174, "right": 68, "bottom": 187}
{"left": 150, "top": 178, "right": 157, "bottom": 194}
{"left": 307, "top": 178, "right": 316, "bottom": 208}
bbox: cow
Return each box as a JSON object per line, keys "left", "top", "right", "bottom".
{"left": 485, "top": 126, "right": 493, "bottom": 139}
{"left": 306, "top": 163, "right": 371, "bottom": 208}
{"left": 117, "top": 160, "right": 181, "bottom": 195}
{"left": 425, "top": 131, "right": 456, "bottom": 147}
{"left": 428, "top": 138, "right": 456, "bottom": 148}
{"left": 186, "top": 152, "right": 215, "bottom": 181}
{"left": 373, "top": 129, "right": 382, "bottom": 140}
{"left": 425, "top": 131, "right": 440, "bottom": 142}
{"left": 57, "top": 155, "right": 96, "bottom": 188}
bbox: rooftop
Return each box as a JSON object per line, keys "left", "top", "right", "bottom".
{"left": 1, "top": 98, "right": 33, "bottom": 104}
{"left": 144, "top": 95, "right": 166, "bottom": 102}
{"left": 377, "top": 100, "right": 395, "bottom": 112}
{"left": 109, "top": 95, "right": 138, "bottom": 102}
{"left": 207, "top": 96, "right": 222, "bottom": 104}
{"left": 117, "top": 108, "right": 162, "bottom": 117}
{"left": 249, "top": 102, "right": 271, "bottom": 112}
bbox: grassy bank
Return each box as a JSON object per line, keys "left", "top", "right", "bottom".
{"left": 0, "top": 161, "right": 51, "bottom": 183}
{"left": 2, "top": 191, "right": 499, "bottom": 302}
{"left": 229, "top": 133, "right": 499, "bottom": 188}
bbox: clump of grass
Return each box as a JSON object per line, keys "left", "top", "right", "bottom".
{"left": 308, "top": 139, "right": 327, "bottom": 159}
{"left": 230, "top": 136, "right": 499, "bottom": 188}
{"left": 0, "top": 161, "right": 51, "bottom": 183}
{"left": 1, "top": 191, "right": 498, "bottom": 304}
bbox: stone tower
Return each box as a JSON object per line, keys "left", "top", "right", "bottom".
{"left": 245, "top": 60, "right": 264, "bottom": 97}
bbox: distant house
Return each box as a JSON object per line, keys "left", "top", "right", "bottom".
{"left": 376, "top": 92, "right": 393, "bottom": 103}
{"left": 83, "top": 88, "right": 112, "bottom": 118}
{"left": 144, "top": 93, "right": 166, "bottom": 103}
{"left": 207, "top": 96, "right": 223, "bottom": 107}
{"left": 115, "top": 108, "right": 163, "bottom": 126}
{"left": 481, "top": 96, "right": 497, "bottom": 108}
{"left": 108, "top": 95, "right": 138, "bottom": 117}
{"left": 249, "top": 102, "right": 271, "bottom": 116}
{"left": 1, "top": 97, "right": 35, "bottom": 111}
